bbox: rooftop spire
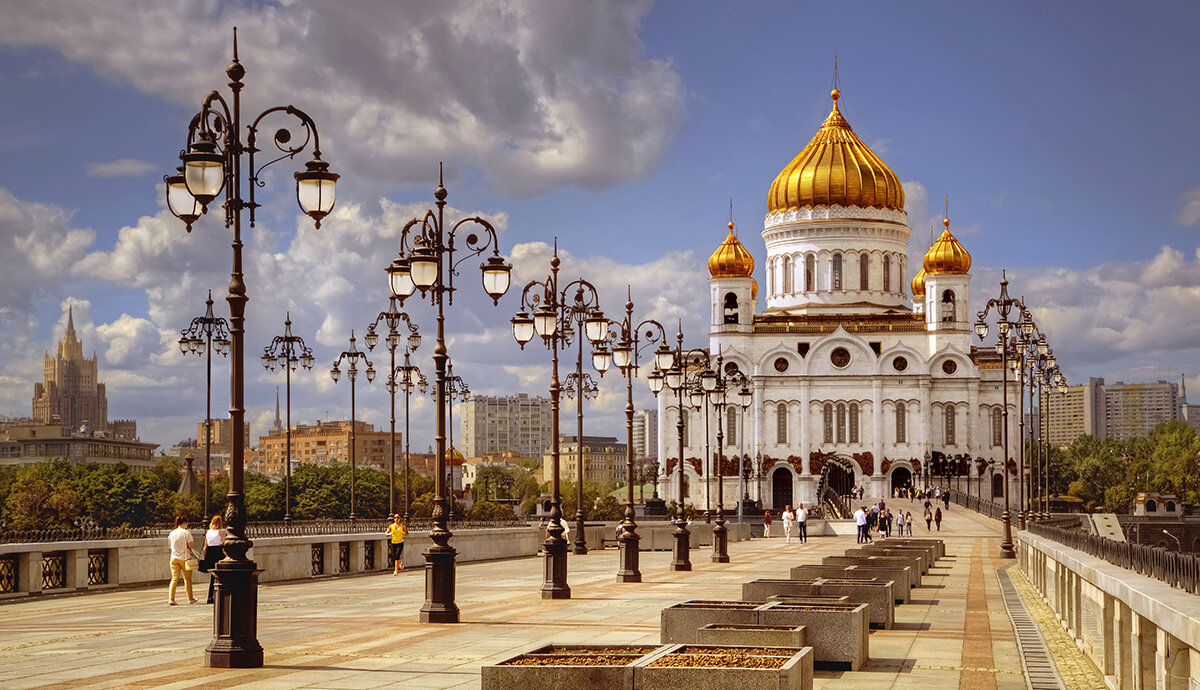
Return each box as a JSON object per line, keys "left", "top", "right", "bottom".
{"left": 66, "top": 302, "right": 75, "bottom": 333}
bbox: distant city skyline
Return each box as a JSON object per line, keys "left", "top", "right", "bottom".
{"left": 2, "top": 2, "right": 1199, "bottom": 450}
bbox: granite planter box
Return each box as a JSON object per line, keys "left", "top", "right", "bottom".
{"left": 821, "top": 556, "right": 921, "bottom": 588}
{"left": 743, "top": 578, "right": 893, "bottom": 628}
{"left": 482, "top": 644, "right": 660, "bottom": 689}
{"left": 661, "top": 601, "right": 762, "bottom": 643}
{"left": 790, "top": 564, "right": 912, "bottom": 602}
{"left": 877, "top": 538, "right": 944, "bottom": 559}
{"left": 756, "top": 602, "right": 869, "bottom": 671}
{"left": 639, "top": 644, "right": 813, "bottom": 690}
{"left": 694, "top": 623, "right": 807, "bottom": 648}
{"left": 848, "top": 546, "right": 928, "bottom": 573}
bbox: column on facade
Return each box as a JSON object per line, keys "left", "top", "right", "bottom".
{"left": 798, "top": 379, "right": 810, "bottom": 473}
{"left": 753, "top": 369, "right": 765, "bottom": 503}
{"left": 919, "top": 378, "right": 932, "bottom": 471}
{"left": 871, "top": 379, "right": 883, "bottom": 492}
{"left": 967, "top": 376, "right": 979, "bottom": 490}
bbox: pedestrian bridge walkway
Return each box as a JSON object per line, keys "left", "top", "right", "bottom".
{"left": 0, "top": 505, "right": 1032, "bottom": 688}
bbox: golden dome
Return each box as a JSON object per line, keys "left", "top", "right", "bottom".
{"left": 923, "top": 218, "right": 972, "bottom": 274}
{"left": 751, "top": 277, "right": 759, "bottom": 300}
{"left": 910, "top": 267, "right": 926, "bottom": 298}
{"left": 767, "top": 89, "right": 905, "bottom": 214}
{"left": 708, "top": 221, "right": 755, "bottom": 278}
{"left": 445, "top": 446, "right": 464, "bottom": 462}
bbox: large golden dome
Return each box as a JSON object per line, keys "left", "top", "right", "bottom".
{"left": 767, "top": 89, "right": 905, "bottom": 214}
{"left": 923, "top": 218, "right": 972, "bottom": 274}
{"left": 708, "top": 221, "right": 756, "bottom": 278}
{"left": 910, "top": 267, "right": 926, "bottom": 298}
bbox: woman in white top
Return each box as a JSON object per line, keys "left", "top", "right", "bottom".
{"left": 781, "top": 505, "right": 796, "bottom": 544}
{"left": 167, "top": 516, "right": 196, "bottom": 605}
{"left": 202, "top": 515, "right": 225, "bottom": 604}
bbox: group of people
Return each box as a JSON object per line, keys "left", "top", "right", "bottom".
{"left": 762, "top": 504, "right": 808, "bottom": 543}
{"left": 166, "top": 514, "right": 225, "bottom": 606}
{"left": 852, "top": 499, "right": 944, "bottom": 543}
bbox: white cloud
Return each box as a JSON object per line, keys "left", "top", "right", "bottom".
{"left": 0, "top": 0, "right": 684, "bottom": 197}
{"left": 86, "top": 158, "right": 155, "bottom": 178}
{"left": 96, "top": 314, "right": 162, "bottom": 367}
{"left": 1177, "top": 186, "right": 1200, "bottom": 226}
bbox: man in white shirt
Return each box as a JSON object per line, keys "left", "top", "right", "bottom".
{"left": 167, "top": 516, "right": 196, "bottom": 605}
{"left": 795, "top": 503, "right": 808, "bottom": 544}
{"left": 853, "top": 506, "right": 867, "bottom": 544}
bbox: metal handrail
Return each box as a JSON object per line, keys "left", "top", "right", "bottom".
{"left": 0, "top": 525, "right": 155, "bottom": 544}
{"left": 1026, "top": 521, "right": 1199, "bottom": 595}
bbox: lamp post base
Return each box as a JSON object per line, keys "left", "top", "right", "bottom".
{"left": 1019, "top": 510, "right": 1027, "bottom": 530}
{"left": 205, "top": 561, "right": 263, "bottom": 668}
{"left": 541, "top": 536, "right": 572, "bottom": 598}
{"left": 419, "top": 545, "right": 460, "bottom": 623}
{"left": 711, "top": 516, "right": 729, "bottom": 563}
{"left": 670, "top": 522, "right": 691, "bottom": 571}
{"left": 999, "top": 510, "right": 1016, "bottom": 559}
{"left": 617, "top": 527, "right": 641, "bottom": 582}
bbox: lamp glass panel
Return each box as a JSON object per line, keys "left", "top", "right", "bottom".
{"left": 297, "top": 176, "right": 336, "bottom": 216}
{"left": 482, "top": 261, "right": 511, "bottom": 299}
{"left": 184, "top": 159, "right": 225, "bottom": 199}
{"left": 592, "top": 351, "right": 611, "bottom": 373}
{"left": 512, "top": 315, "right": 535, "bottom": 344}
{"left": 533, "top": 310, "right": 557, "bottom": 337}
{"left": 655, "top": 346, "right": 675, "bottom": 370}
{"left": 584, "top": 314, "right": 608, "bottom": 343}
{"left": 166, "top": 179, "right": 201, "bottom": 221}
{"left": 665, "top": 369, "right": 683, "bottom": 390}
{"left": 612, "top": 345, "right": 632, "bottom": 369}
{"left": 410, "top": 254, "right": 439, "bottom": 288}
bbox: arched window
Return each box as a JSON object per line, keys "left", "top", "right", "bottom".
{"left": 727, "top": 406, "right": 738, "bottom": 446}
{"left": 723, "top": 292, "right": 739, "bottom": 324}
{"left": 1145, "top": 499, "right": 1157, "bottom": 512}
{"left": 1166, "top": 501, "right": 1176, "bottom": 512}
{"left": 832, "top": 253, "right": 843, "bottom": 290}
{"left": 767, "top": 263, "right": 775, "bottom": 297}
{"left": 991, "top": 407, "right": 1003, "bottom": 446}
{"left": 805, "top": 254, "right": 815, "bottom": 292}
{"left": 859, "top": 254, "right": 869, "bottom": 291}
{"left": 823, "top": 403, "right": 833, "bottom": 444}
{"left": 849, "top": 403, "right": 860, "bottom": 443}
{"left": 944, "top": 406, "right": 956, "bottom": 445}
{"left": 836, "top": 403, "right": 846, "bottom": 443}
{"left": 941, "top": 289, "right": 956, "bottom": 323}
{"left": 883, "top": 256, "right": 891, "bottom": 293}
{"left": 781, "top": 259, "right": 791, "bottom": 295}
{"left": 776, "top": 404, "right": 788, "bottom": 444}
{"left": 896, "top": 402, "right": 906, "bottom": 443}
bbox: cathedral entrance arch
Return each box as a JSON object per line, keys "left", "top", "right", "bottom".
{"left": 771, "top": 468, "right": 793, "bottom": 510}
{"left": 890, "top": 467, "right": 912, "bottom": 494}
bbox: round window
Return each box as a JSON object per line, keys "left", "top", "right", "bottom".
{"left": 942, "top": 359, "right": 958, "bottom": 375}
{"left": 724, "top": 361, "right": 740, "bottom": 376}
{"left": 892, "top": 356, "right": 908, "bottom": 372}
{"left": 773, "top": 357, "right": 789, "bottom": 373}
{"left": 831, "top": 347, "right": 851, "bottom": 368}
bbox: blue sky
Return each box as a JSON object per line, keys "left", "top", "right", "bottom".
{"left": 2, "top": 1, "right": 1199, "bottom": 449}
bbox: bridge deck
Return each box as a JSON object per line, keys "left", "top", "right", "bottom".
{"left": 0, "top": 504, "right": 1026, "bottom": 688}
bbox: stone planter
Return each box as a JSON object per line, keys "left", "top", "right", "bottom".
{"left": 482, "top": 644, "right": 660, "bottom": 689}
{"left": 743, "top": 577, "right": 893, "bottom": 629}
{"left": 790, "top": 565, "right": 912, "bottom": 602}
{"left": 639, "top": 644, "right": 813, "bottom": 690}
{"left": 661, "top": 601, "right": 761, "bottom": 643}
{"left": 877, "top": 537, "right": 944, "bottom": 559}
{"left": 821, "top": 556, "right": 920, "bottom": 588}
{"left": 694, "top": 623, "right": 807, "bottom": 648}
{"left": 848, "top": 546, "right": 929, "bottom": 573}
{"left": 756, "top": 602, "right": 870, "bottom": 671}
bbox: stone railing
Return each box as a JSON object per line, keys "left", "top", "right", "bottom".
{"left": 1027, "top": 520, "right": 1199, "bottom": 596}
{"left": 948, "top": 492, "right": 1006, "bottom": 519}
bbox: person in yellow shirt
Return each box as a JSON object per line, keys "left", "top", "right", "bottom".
{"left": 386, "top": 515, "right": 407, "bottom": 574}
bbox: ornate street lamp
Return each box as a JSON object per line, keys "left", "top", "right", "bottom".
{"left": 389, "top": 165, "right": 511, "bottom": 623}
{"left": 593, "top": 286, "right": 669, "bottom": 581}
{"left": 366, "top": 298, "right": 420, "bottom": 517}
{"left": 180, "top": 290, "right": 231, "bottom": 520}
{"left": 735, "top": 379, "right": 753, "bottom": 523}
{"left": 974, "top": 271, "right": 1028, "bottom": 559}
{"left": 390, "top": 351, "right": 428, "bottom": 520}
{"left": 512, "top": 244, "right": 607, "bottom": 597}
{"left": 260, "top": 313, "right": 314, "bottom": 520}
{"left": 443, "top": 360, "right": 470, "bottom": 521}
{"left": 165, "top": 29, "right": 338, "bottom": 668}
{"left": 330, "top": 331, "right": 375, "bottom": 519}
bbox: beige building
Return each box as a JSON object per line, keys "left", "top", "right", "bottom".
{"left": 542, "top": 435, "right": 628, "bottom": 485}
{"left": 196, "top": 418, "right": 251, "bottom": 454}
{"left": 256, "top": 420, "right": 397, "bottom": 477}
{"left": 0, "top": 423, "right": 158, "bottom": 470}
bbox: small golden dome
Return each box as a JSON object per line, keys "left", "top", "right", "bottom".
{"left": 751, "top": 277, "right": 759, "bottom": 300}
{"left": 923, "top": 218, "right": 972, "bottom": 274}
{"left": 910, "top": 267, "right": 926, "bottom": 298}
{"left": 767, "top": 90, "right": 905, "bottom": 214}
{"left": 445, "top": 446, "right": 464, "bottom": 462}
{"left": 708, "top": 222, "right": 755, "bottom": 278}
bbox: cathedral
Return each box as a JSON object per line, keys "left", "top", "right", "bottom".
{"left": 657, "top": 87, "right": 1016, "bottom": 513}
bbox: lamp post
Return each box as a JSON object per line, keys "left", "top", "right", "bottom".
{"left": 365, "top": 298, "right": 421, "bottom": 518}
{"left": 260, "top": 313, "right": 314, "bottom": 520}
{"left": 737, "top": 377, "right": 753, "bottom": 522}
{"left": 180, "top": 290, "right": 231, "bottom": 520}
{"left": 511, "top": 245, "right": 607, "bottom": 597}
{"left": 165, "top": 30, "right": 339, "bottom": 668}
{"left": 706, "top": 360, "right": 750, "bottom": 563}
{"left": 386, "top": 165, "right": 511, "bottom": 622}
{"left": 660, "top": 328, "right": 716, "bottom": 571}
{"left": 974, "top": 271, "right": 1031, "bottom": 558}
{"left": 444, "top": 360, "right": 469, "bottom": 520}
{"left": 330, "top": 332, "right": 375, "bottom": 519}
{"left": 392, "top": 352, "right": 428, "bottom": 520}
{"left": 592, "top": 287, "right": 672, "bottom": 582}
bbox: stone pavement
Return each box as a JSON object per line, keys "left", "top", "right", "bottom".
{"left": 0, "top": 504, "right": 1026, "bottom": 689}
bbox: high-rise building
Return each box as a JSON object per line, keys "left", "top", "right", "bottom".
{"left": 1045, "top": 377, "right": 1106, "bottom": 446}
{"left": 196, "top": 418, "right": 252, "bottom": 455}
{"left": 542, "top": 435, "right": 628, "bottom": 484}
{"left": 460, "top": 393, "right": 554, "bottom": 458}
{"left": 632, "top": 409, "right": 657, "bottom": 461}
{"left": 32, "top": 306, "right": 113, "bottom": 433}
{"left": 1045, "top": 377, "right": 1181, "bottom": 445}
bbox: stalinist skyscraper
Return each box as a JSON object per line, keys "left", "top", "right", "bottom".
{"left": 32, "top": 305, "right": 109, "bottom": 432}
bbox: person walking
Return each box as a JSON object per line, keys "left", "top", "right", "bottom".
{"left": 853, "top": 506, "right": 867, "bottom": 543}
{"left": 934, "top": 507, "right": 943, "bottom": 531}
{"left": 202, "top": 515, "right": 225, "bottom": 604}
{"left": 763, "top": 510, "right": 773, "bottom": 538}
{"left": 386, "top": 514, "right": 407, "bottom": 574}
{"left": 924, "top": 506, "right": 933, "bottom": 531}
{"left": 795, "top": 503, "right": 808, "bottom": 544}
{"left": 905, "top": 511, "right": 914, "bottom": 536}
{"left": 782, "top": 505, "right": 796, "bottom": 544}
{"left": 943, "top": 489, "right": 951, "bottom": 511}
{"left": 896, "top": 510, "right": 905, "bottom": 537}
{"left": 167, "top": 516, "right": 197, "bottom": 605}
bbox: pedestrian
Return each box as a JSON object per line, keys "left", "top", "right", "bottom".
{"left": 905, "top": 511, "right": 914, "bottom": 536}
{"left": 896, "top": 510, "right": 905, "bottom": 537}
{"left": 853, "top": 506, "right": 867, "bottom": 543}
{"left": 885, "top": 510, "right": 893, "bottom": 537}
{"left": 924, "top": 507, "right": 933, "bottom": 531}
{"left": 782, "top": 505, "right": 795, "bottom": 544}
{"left": 934, "top": 507, "right": 943, "bottom": 531}
{"left": 763, "top": 510, "right": 773, "bottom": 538}
{"left": 202, "top": 514, "right": 225, "bottom": 604}
{"left": 795, "top": 503, "right": 808, "bottom": 544}
{"left": 167, "top": 516, "right": 197, "bottom": 606}
{"left": 386, "top": 514, "right": 407, "bottom": 574}
{"left": 943, "top": 490, "right": 950, "bottom": 510}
